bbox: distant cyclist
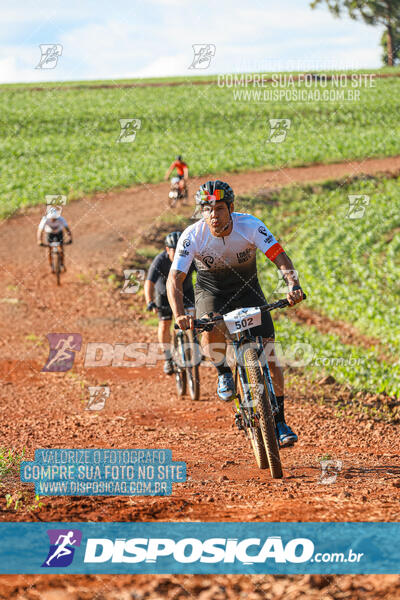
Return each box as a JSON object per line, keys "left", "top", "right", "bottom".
{"left": 165, "top": 155, "right": 189, "bottom": 197}
{"left": 167, "top": 180, "right": 304, "bottom": 447}
{"left": 37, "top": 208, "right": 72, "bottom": 272}
{"left": 144, "top": 231, "right": 195, "bottom": 375}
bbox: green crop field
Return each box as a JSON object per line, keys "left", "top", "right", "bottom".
{"left": 1, "top": 70, "right": 400, "bottom": 218}
{"left": 241, "top": 174, "right": 400, "bottom": 397}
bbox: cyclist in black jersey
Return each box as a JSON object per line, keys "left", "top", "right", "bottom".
{"left": 167, "top": 180, "right": 304, "bottom": 447}
{"left": 145, "top": 231, "right": 195, "bottom": 375}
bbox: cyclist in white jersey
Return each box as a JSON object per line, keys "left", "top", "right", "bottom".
{"left": 167, "top": 180, "right": 304, "bottom": 447}
{"left": 37, "top": 208, "right": 72, "bottom": 272}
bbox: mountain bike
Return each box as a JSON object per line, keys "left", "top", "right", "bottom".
{"left": 41, "top": 239, "right": 72, "bottom": 286}
{"left": 186, "top": 295, "right": 306, "bottom": 478}
{"left": 168, "top": 177, "right": 188, "bottom": 208}
{"left": 172, "top": 307, "right": 201, "bottom": 401}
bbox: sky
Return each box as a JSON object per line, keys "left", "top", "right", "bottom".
{"left": 0, "top": 0, "right": 383, "bottom": 83}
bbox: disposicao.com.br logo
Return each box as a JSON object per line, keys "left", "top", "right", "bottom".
{"left": 40, "top": 534, "right": 365, "bottom": 569}
{"left": 83, "top": 536, "right": 312, "bottom": 564}
{"left": 81, "top": 536, "right": 363, "bottom": 565}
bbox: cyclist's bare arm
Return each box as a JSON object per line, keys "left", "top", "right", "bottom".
{"left": 164, "top": 164, "right": 174, "bottom": 180}
{"left": 273, "top": 252, "right": 303, "bottom": 305}
{"left": 64, "top": 226, "right": 72, "bottom": 241}
{"left": 183, "top": 166, "right": 189, "bottom": 180}
{"left": 144, "top": 279, "right": 155, "bottom": 304}
{"left": 166, "top": 269, "right": 193, "bottom": 329}
{"left": 37, "top": 228, "right": 44, "bottom": 245}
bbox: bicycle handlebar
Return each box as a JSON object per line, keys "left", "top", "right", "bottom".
{"left": 40, "top": 239, "right": 72, "bottom": 247}
{"left": 174, "top": 293, "right": 307, "bottom": 331}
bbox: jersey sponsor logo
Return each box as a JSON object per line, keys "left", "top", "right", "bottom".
{"left": 236, "top": 248, "right": 252, "bottom": 264}
{"left": 202, "top": 255, "right": 214, "bottom": 268}
{"left": 182, "top": 239, "right": 191, "bottom": 248}
{"left": 257, "top": 226, "right": 274, "bottom": 245}
{"left": 178, "top": 250, "right": 189, "bottom": 257}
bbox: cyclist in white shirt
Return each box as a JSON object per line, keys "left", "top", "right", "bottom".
{"left": 37, "top": 208, "right": 72, "bottom": 272}
{"left": 167, "top": 180, "right": 304, "bottom": 447}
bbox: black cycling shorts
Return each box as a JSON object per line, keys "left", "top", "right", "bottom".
{"left": 156, "top": 294, "right": 194, "bottom": 322}
{"left": 47, "top": 231, "right": 63, "bottom": 244}
{"left": 195, "top": 284, "right": 275, "bottom": 339}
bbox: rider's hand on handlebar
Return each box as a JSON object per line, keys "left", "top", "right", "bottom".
{"left": 287, "top": 285, "right": 304, "bottom": 306}
{"left": 176, "top": 314, "right": 194, "bottom": 331}
{"left": 146, "top": 301, "right": 157, "bottom": 312}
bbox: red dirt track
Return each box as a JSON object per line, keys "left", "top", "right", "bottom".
{"left": 1, "top": 157, "right": 400, "bottom": 597}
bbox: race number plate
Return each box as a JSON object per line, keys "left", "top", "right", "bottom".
{"left": 223, "top": 307, "right": 262, "bottom": 334}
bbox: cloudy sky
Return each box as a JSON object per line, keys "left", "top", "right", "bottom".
{"left": 0, "top": 0, "right": 383, "bottom": 83}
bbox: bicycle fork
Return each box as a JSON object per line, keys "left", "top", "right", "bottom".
{"left": 232, "top": 342, "right": 257, "bottom": 433}
{"left": 256, "top": 336, "right": 279, "bottom": 420}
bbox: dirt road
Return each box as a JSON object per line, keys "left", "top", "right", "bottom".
{"left": 1, "top": 156, "right": 399, "bottom": 597}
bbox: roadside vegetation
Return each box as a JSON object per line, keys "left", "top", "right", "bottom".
{"left": 1, "top": 70, "right": 400, "bottom": 217}
{"left": 240, "top": 173, "right": 400, "bottom": 399}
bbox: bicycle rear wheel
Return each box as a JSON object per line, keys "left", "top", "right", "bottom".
{"left": 244, "top": 348, "right": 282, "bottom": 478}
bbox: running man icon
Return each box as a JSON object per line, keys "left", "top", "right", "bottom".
{"left": 42, "top": 529, "right": 82, "bottom": 568}
{"left": 46, "top": 531, "right": 76, "bottom": 565}
{"left": 42, "top": 333, "right": 82, "bottom": 372}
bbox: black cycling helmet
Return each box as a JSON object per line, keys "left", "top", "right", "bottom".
{"left": 176, "top": 155, "right": 182, "bottom": 161}
{"left": 165, "top": 231, "right": 181, "bottom": 249}
{"left": 195, "top": 180, "right": 234, "bottom": 206}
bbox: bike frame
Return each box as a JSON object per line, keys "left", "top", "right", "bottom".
{"left": 188, "top": 296, "right": 306, "bottom": 421}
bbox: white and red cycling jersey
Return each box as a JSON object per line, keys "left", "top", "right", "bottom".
{"left": 172, "top": 212, "right": 284, "bottom": 295}
{"left": 38, "top": 215, "right": 68, "bottom": 234}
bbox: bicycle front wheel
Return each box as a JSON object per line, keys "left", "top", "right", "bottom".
{"left": 185, "top": 330, "right": 200, "bottom": 401}
{"left": 52, "top": 251, "right": 61, "bottom": 286}
{"left": 173, "top": 332, "right": 187, "bottom": 397}
{"left": 244, "top": 348, "right": 283, "bottom": 479}
{"left": 236, "top": 370, "right": 268, "bottom": 469}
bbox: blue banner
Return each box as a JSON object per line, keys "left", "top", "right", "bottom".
{"left": 0, "top": 522, "right": 398, "bottom": 574}
{"left": 20, "top": 449, "right": 186, "bottom": 496}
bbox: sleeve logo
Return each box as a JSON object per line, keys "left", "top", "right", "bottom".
{"left": 257, "top": 226, "right": 274, "bottom": 244}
